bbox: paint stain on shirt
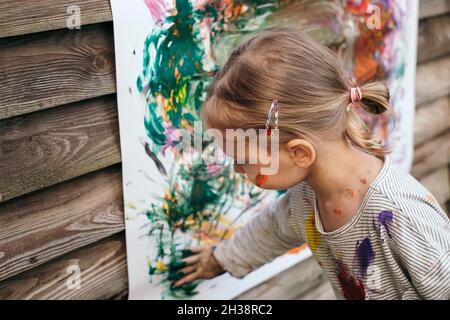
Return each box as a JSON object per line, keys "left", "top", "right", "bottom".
{"left": 306, "top": 213, "right": 321, "bottom": 252}
{"left": 356, "top": 238, "right": 375, "bottom": 278}
{"left": 335, "top": 258, "right": 366, "bottom": 300}
{"left": 379, "top": 210, "right": 394, "bottom": 238}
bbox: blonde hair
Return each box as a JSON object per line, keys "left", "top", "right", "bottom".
{"left": 201, "top": 27, "right": 394, "bottom": 158}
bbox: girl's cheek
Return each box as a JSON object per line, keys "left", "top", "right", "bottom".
{"left": 255, "top": 174, "right": 269, "bottom": 187}
{"left": 233, "top": 163, "right": 245, "bottom": 174}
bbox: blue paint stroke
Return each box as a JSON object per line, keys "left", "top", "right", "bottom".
{"left": 356, "top": 238, "right": 374, "bottom": 278}
{"left": 379, "top": 210, "right": 394, "bottom": 238}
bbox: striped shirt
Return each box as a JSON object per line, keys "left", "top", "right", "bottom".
{"left": 213, "top": 155, "right": 450, "bottom": 299}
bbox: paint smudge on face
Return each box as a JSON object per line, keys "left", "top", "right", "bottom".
{"left": 359, "top": 177, "right": 367, "bottom": 184}
{"left": 344, "top": 188, "right": 355, "bottom": 199}
{"left": 356, "top": 238, "right": 374, "bottom": 278}
{"left": 333, "top": 208, "right": 343, "bottom": 215}
{"left": 379, "top": 210, "right": 394, "bottom": 238}
{"left": 334, "top": 258, "right": 366, "bottom": 300}
{"left": 306, "top": 213, "right": 321, "bottom": 252}
{"left": 255, "top": 174, "right": 268, "bottom": 187}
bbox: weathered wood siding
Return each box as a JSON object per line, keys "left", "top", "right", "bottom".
{"left": 0, "top": 0, "right": 449, "bottom": 299}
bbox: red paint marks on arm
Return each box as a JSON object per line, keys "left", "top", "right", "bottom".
{"left": 344, "top": 188, "right": 355, "bottom": 199}
{"left": 359, "top": 177, "right": 367, "bottom": 184}
{"left": 333, "top": 208, "right": 343, "bottom": 215}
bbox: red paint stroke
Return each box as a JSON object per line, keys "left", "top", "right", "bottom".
{"left": 359, "top": 177, "right": 367, "bottom": 184}
{"left": 334, "top": 259, "right": 366, "bottom": 300}
{"left": 255, "top": 174, "right": 268, "bottom": 187}
{"left": 333, "top": 208, "right": 343, "bottom": 215}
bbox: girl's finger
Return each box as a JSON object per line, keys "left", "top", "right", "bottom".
{"left": 183, "top": 254, "right": 201, "bottom": 265}
{"left": 174, "top": 270, "right": 200, "bottom": 287}
{"left": 188, "top": 246, "right": 204, "bottom": 253}
{"left": 180, "top": 264, "right": 197, "bottom": 275}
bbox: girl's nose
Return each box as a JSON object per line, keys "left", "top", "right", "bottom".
{"left": 233, "top": 163, "right": 245, "bottom": 174}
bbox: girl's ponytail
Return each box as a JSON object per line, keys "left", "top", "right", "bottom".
{"left": 359, "top": 81, "right": 392, "bottom": 115}
{"left": 344, "top": 81, "right": 395, "bottom": 158}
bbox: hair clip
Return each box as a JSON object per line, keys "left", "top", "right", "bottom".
{"left": 347, "top": 86, "right": 362, "bottom": 112}
{"left": 265, "top": 100, "right": 279, "bottom": 136}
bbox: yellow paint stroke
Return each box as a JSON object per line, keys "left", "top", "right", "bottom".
{"left": 125, "top": 201, "right": 138, "bottom": 209}
{"left": 306, "top": 212, "right": 321, "bottom": 252}
{"left": 156, "top": 260, "right": 168, "bottom": 272}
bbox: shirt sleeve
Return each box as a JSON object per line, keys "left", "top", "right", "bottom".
{"left": 213, "top": 189, "right": 305, "bottom": 278}
{"left": 416, "top": 251, "right": 450, "bottom": 299}
{"left": 387, "top": 201, "right": 450, "bottom": 299}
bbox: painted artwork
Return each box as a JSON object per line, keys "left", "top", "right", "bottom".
{"left": 109, "top": 0, "right": 418, "bottom": 299}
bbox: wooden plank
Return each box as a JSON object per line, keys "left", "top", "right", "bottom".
{"left": 419, "top": 0, "right": 450, "bottom": 19}
{"left": 412, "top": 131, "right": 450, "bottom": 178}
{"left": 414, "top": 96, "right": 450, "bottom": 146}
{"left": 0, "top": 234, "right": 127, "bottom": 300}
{"left": 0, "top": 0, "right": 444, "bottom": 38}
{"left": 418, "top": 14, "right": 450, "bottom": 63}
{"left": 419, "top": 166, "right": 450, "bottom": 209}
{"left": 236, "top": 255, "right": 331, "bottom": 300}
{"left": 0, "top": 95, "right": 121, "bottom": 203}
{"left": 0, "top": 165, "right": 124, "bottom": 282}
{"left": 0, "top": 0, "right": 112, "bottom": 38}
{"left": 415, "top": 55, "right": 450, "bottom": 106}
{"left": 0, "top": 23, "right": 116, "bottom": 120}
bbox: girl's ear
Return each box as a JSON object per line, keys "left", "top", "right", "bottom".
{"left": 286, "top": 139, "right": 316, "bottom": 168}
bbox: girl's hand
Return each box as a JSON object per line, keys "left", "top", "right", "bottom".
{"left": 173, "top": 245, "right": 225, "bottom": 287}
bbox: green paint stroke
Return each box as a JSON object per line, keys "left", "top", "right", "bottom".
{"left": 137, "top": 0, "right": 281, "bottom": 298}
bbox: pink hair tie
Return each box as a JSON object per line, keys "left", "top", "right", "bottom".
{"left": 347, "top": 86, "right": 362, "bottom": 112}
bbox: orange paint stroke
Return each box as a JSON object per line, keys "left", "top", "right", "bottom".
{"left": 287, "top": 243, "right": 308, "bottom": 254}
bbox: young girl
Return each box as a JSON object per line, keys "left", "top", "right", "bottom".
{"left": 173, "top": 27, "right": 450, "bottom": 299}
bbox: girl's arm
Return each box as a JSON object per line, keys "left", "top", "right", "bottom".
{"left": 387, "top": 202, "right": 450, "bottom": 299}
{"left": 213, "top": 189, "right": 305, "bottom": 278}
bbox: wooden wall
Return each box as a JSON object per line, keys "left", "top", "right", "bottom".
{"left": 0, "top": 0, "right": 449, "bottom": 300}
